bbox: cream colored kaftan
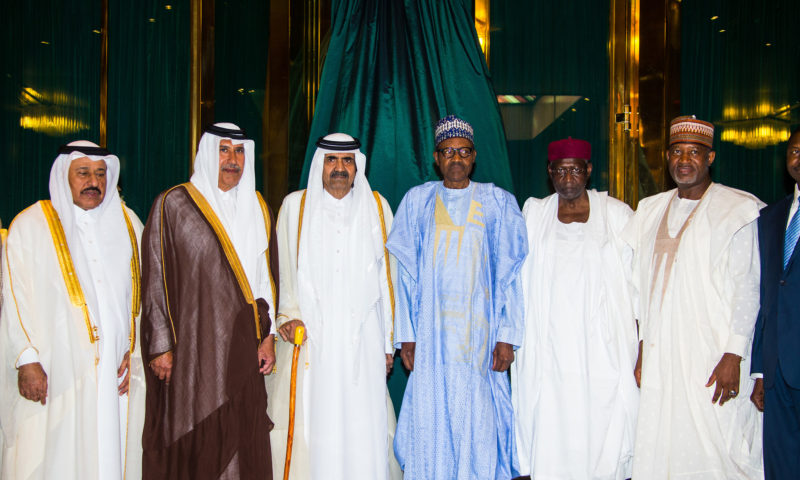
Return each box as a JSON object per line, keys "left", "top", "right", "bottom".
{"left": 0, "top": 203, "right": 144, "bottom": 480}
{"left": 623, "top": 184, "right": 764, "bottom": 479}
{"left": 513, "top": 190, "right": 638, "bottom": 480}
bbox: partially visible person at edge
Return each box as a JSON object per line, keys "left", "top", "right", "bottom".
{"left": 140, "top": 123, "right": 278, "bottom": 479}
{"left": 267, "top": 133, "right": 402, "bottom": 480}
{"left": 512, "top": 137, "right": 638, "bottom": 480}
{"left": 387, "top": 115, "right": 528, "bottom": 479}
{"left": 0, "top": 141, "right": 145, "bottom": 479}
{"left": 750, "top": 126, "right": 800, "bottom": 479}
{"left": 624, "top": 115, "right": 764, "bottom": 479}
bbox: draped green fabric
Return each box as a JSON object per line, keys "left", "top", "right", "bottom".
{"left": 107, "top": 1, "right": 191, "bottom": 219}
{"left": 300, "top": 0, "right": 512, "bottom": 210}
{"left": 489, "top": 0, "right": 610, "bottom": 202}
{"left": 681, "top": 0, "right": 800, "bottom": 204}
{"left": 215, "top": 0, "right": 269, "bottom": 191}
{"left": 1, "top": 0, "right": 101, "bottom": 224}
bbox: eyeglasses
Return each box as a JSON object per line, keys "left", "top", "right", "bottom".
{"left": 437, "top": 146, "right": 474, "bottom": 159}
{"left": 549, "top": 166, "right": 587, "bottom": 177}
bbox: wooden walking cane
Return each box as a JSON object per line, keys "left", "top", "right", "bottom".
{"left": 283, "top": 325, "right": 305, "bottom": 480}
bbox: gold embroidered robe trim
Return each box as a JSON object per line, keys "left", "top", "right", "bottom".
{"left": 293, "top": 189, "right": 395, "bottom": 343}
{"left": 182, "top": 182, "right": 266, "bottom": 343}
{"left": 40, "top": 200, "right": 141, "bottom": 359}
{"left": 256, "top": 191, "right": 278, "bottom": 311}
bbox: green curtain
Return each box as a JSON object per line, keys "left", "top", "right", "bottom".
{"left": 215, "top": 0, "right": 269, "bottom": 192}
{"left": 681, "top": 0, "right": 800, "bottom": 204}
{"left": 107, "top": 0, "right": 191, "bottom": 220}
{"left": 489, "top": 0, "right": 610, "bottom": 203}
{"left": 1, "top": 0, "right": 101, "bottom": 224}
{"left": 299, "top": 0, "right": 513, "bottom": 211}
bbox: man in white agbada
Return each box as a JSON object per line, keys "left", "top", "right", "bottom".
{"left": 512, "top": 137, "right": 638, "bottom": 480}
{"left": 266, "top": 133, "right": 402, "bottom": 480}
{"left": 624, "top": 116, "right": 764, "bottom": 479}
{"left": 0, "top": 141, "right": 145, "bottom": 480}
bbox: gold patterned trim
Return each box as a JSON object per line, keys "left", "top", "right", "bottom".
{"left": 159, "top": 186, "right": 182, "bottom": 344}
{"left": 297, "top": 189, "right": 307, "bottom": 260}
{"left": 41, "top": 201, "right": 97, "bottom": 347}
{"left": 373, "top": 192, "right": 395, "bottom": 346}
{"left": 122, "top": 205, "right": 141, "bottom": 353}
{"left": 293, "top": 190, "right": 394, "bottom": 344}
{"left": 256, "top": 192, "right": 278, "bottom": 313}
{"left": 183, "top": 183, "right": 262, "bottom": 342}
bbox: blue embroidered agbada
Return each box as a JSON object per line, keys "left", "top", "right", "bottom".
{"left": 387, "top": 181, "right": 528, "bottom": 480}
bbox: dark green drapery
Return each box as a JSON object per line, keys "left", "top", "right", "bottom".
{"left": 489, "top": 0, "right": 610, "bottom": 203}
{"left": 108, "top": 1, "right": 191, "bottom": 219}
{"left": 299, "top": 0, "right": 512, "bottom": 210}
{"left": 215, "top": 0, "right": 269, "bottom": 192}
{"left": 681, "top": 0, "right": 800, "bottom": 204}
{"left": 1, "top": 1, "right": 101, "bottom": 224}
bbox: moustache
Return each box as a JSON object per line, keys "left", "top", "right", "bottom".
{"left": 81, "top": 186, "right": 102, "bottom": 195}
{"left": 221, "top": 163, "right": 242, "bottom": 173}
{"left": 330, "top": 170, "right": 349, "bottom": 179}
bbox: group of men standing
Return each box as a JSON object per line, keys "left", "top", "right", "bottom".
{"left": 0, "top": 113, "right": 797, "bottom": 480}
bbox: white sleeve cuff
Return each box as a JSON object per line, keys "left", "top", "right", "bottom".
{"left": 15, "top": 347, "right": 39, "bottom": 368}
{"left": 724, "top": 334, "right": 750, "bottom": 358}
{"left": 751, "top": 373, "right": 763, "bottom": 379}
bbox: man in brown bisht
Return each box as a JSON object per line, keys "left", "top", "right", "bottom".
{"left": 140, "top": 123, "right": 279, "bottom": 479}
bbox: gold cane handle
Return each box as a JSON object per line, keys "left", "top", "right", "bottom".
{"left": 283, "top": 326, "right": 305, "bottom": 480}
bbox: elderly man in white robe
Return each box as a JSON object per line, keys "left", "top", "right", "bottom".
{"left": 266, "top": 133, "right": 401, "bottom": 480}
{"left": 512, "top": 137, "right": 638, "bottom": 480}
{"left": 0, "top": 141, "right": 145, "bottom": 480}
{"left": 624, "top": 116, "right": 764, "bottom": 479}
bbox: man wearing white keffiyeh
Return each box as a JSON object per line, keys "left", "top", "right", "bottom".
{"left": 140, "top": 123, "right": 279, "bottom": 479}
{"left": 266, "top": 133, "right": 401, "bottom": 480}
{"left": 0, "top": 141, "right": 145, "bottom": 479}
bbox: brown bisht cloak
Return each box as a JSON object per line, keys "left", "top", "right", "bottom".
{"left": 140, "top": 184, "right": 278, "bottom": 479}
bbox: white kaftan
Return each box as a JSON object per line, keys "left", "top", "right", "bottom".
{"left": 266, "top": 189, "right": 401, "bottom": 480}
{"left": 623, "top": 184, "right": 764, "bottom": 479}
{"left": 0, "top": 202, "right": 144, "bottom": 480}
{"left": 512, "top": 190, "right": 639, "bottom": 480}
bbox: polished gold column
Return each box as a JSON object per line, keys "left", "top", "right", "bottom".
{"left": 99, "top": 0, "right": 108, "bottom": 147}
{"left": 637, "top": 0, "right": 681, "bottom": 196}
{"left": 609, "top": 0, "right": 640, "bottom": 206}
{"left": 190, "top": 0, "right": 202, "bottom": 163}
{"left": 189, "top": 0, "right": 214, "bottom": 165}
{"left": 303, "top": 0, "right": 324, "bottom": 126}
{"left": 474, "top": 0, "right": 490, "bottom": 65}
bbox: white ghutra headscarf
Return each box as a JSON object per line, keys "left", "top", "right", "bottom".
{"left": 296, "top": 133, "right": 389, "bottom": 346}
{"left": 48, "top": 140, "right": 132, "bottom": 330}
{"left": 189, "top": 122, "right": 268, "bottom": 296}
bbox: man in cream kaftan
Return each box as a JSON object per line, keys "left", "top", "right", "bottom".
{"left": 0, "top": 142, "right": 145, "bottom": 480}
{"left": 512, "top": 138, "right": 638, "bottom": 480}
{"left": 388, "top": 116, "right": 528, "bottom": 480}
{"left": 266, "top": 134, "right": 401, "bottom": 480}
{"left": 624, "top": 116, "right": 764, "bottom": 479}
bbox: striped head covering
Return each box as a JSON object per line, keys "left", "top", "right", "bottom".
{"left": 669, "top": 115, "right": 714, "bottom": 148}
{"left": 435, "top": 115, "right": 474, "bottom": 146}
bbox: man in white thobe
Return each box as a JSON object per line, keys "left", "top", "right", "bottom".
{"left": 512, "top": 137, "right": 638, "bottom": 480}
{"left": 266, "top": 133, "right": 401, "bottom": 480}
{"left": 0, "top": 141, "right": 145, "bottom": 480}
{"left": 624, "top": 116, "right": 764, "bottom": 479}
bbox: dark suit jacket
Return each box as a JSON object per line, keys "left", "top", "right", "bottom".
{"left": 752, "top": 192, "right": 800, "bottom": 388}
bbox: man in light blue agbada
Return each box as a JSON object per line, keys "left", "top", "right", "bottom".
{"left": 387, "top": 115, "right": 528, "bottom": 479}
